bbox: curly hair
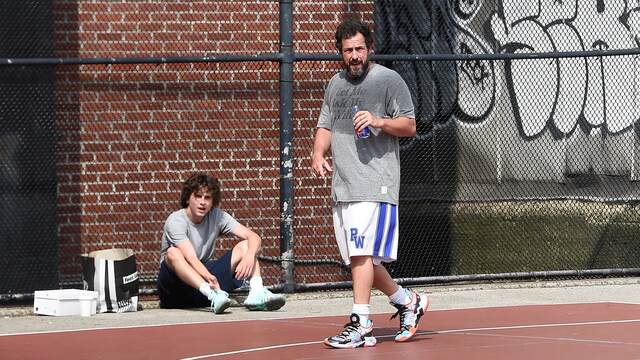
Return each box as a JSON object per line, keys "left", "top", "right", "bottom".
{"left": 334, "top": 17, "right": 373, "bottom": 52}
{"left": 179, "top": 173, "right": 221, "bottom": 208}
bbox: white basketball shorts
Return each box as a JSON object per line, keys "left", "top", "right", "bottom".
{"left": 332, "top": 201, "right": 399, "bottom": 266}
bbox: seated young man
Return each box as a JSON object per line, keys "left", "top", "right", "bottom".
{"left": 157, "top": 172, "right": 285, "bottom": 313}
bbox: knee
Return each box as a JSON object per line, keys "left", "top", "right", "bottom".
{"left": 165, "top": 247, "right": 184, "bottom": 266}
{"left": 233, "top": 240, "right": 249, "bottom": 257}
{"left": 232, "top": 240, "right": 261, "bottom": 258}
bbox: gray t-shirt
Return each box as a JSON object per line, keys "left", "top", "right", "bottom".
{"left": 317, "top": 64, "right": 415, "bottom": 204}
{"left": 160, "top": 207, "right": 240, "bottom": 262}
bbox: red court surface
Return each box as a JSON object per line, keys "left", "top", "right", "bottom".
{"left": 2, "top": 302, "right": 639, "bottom": 359}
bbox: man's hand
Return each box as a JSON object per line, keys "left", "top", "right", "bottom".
{"left": 205, "top": 273, "right": 220, "bottom": 291}
{"left": 234, "top": 255, "right": 255, "bottom": 280}
{"left": 312, "top": 153, "right": 332, "bottom": 177}
{"left": 353, "top": 110, "right": 382, "bottom": 133}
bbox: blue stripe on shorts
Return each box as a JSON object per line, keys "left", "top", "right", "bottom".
{"left": 373, "top": 202, "right": 387, "bottom": 257}
{"left": 384, "top": 204, "right": 397, "bottom": 258}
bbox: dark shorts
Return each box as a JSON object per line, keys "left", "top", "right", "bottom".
{"left": 157, "top": 250, "right": 244, "bottom": 309}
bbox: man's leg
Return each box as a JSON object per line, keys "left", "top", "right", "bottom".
{"left": 373, "top": 262, "right": 429, "bottom": 342}
{"left": 163, "top": 246, "right": 232, "bottom": 312}
{"left": 164, "top": 246, "right": 209, "bottom": 289}
{"left": 373, "top": 262, "right": 400, "bottom": 296}
{"left": 201, "top": 250, "right": 247, "bottom": 314}
{"left": 351, "top": 255, "right": 374, "bottom": 303}
{"left": 205, "top": 250, "right": 244, "bottom": 292}
{"left": 158, "top": 248, "right": 221, "bottom": 309}
{"left": 229, "top": 239, "right": 260, "bottom": 278}
{"left": 324, "top": 254, "right": 377, "bottom": 348}
{"left": 157, "top": 261, "right": 205, "bottom": 308}
{"left": 350, "top": 255, "right": 374, "bottom": 327}
{"left": 324, "top": 202, "right": 377, "bottom": 349}
{"left": 230, "top": 240, "right": 285, "bottom": 311}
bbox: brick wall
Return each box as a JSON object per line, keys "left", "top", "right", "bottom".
{"left": 51, "top": 0, "right": 374, "bottom": 288}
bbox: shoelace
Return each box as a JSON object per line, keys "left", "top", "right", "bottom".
{"left": 335, "top": 320, "right": 361, "bottom": 339}
{"left": 332, "top": 314, "right": 365, "bottom": 341}
{"left": 390, "top": 303, "right": 414, "bottom": 331}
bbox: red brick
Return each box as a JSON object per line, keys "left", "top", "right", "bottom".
{"left": 108, "top": 2, "right": 138, "bottom": 12}
{"left": 137, "top": 3, "right": 166, "bottom": 13}
{"left": 138, "top": 160, "right": 167, "bottom": 172}
{"left": 166, "top": 3, "right": 191, "bottom": 12}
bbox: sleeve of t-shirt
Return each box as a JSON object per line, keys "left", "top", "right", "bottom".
{"left": 387, "top": 72, "right": 415, "bottom": 119}
{"left": 164, "top": 215, "right": 189, "bottom": 247}
{"left": 316, "top": 77, "right": 335, "bottom": 129}
{"left": 218, "top": 210, "right": 241, "bottom": 235}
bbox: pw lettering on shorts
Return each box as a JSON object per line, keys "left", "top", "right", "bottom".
{"left": 350, "top": 228, "right": 365, "bottom": 249}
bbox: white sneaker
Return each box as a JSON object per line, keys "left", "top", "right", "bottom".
{"left": 324, "top": 313, "right": 377, "bottom": 348}
{"left": 209, "top": 289, "right": 231, "bottom": 314}
{"left": 390, "top": 290, "right": 429, "bottom": 342}
{"left": 243, "top": 288, "right": 286, "bottom": 311}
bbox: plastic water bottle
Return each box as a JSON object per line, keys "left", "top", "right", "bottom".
{"left": 352, "top": 105, "right": 370, "bottom": 139}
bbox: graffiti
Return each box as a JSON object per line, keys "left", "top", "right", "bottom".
{"left": 442, "top": 0, "right": 640, "bottom": 137}
{"left": 484, "top": 0, "right": 639, "bottom": 138}
{"left": 459, "top": 43, "right": 491, "bottom": 91}
{"left": 453, "top": 18, "right": 497, "bottom": 124}
{"left": 376, "top": 1, "right": 640, "bottom": 185}
{"left": 376, "top": 0, "right": 640, "bottom": 188}
{"left": 454, "top": 0, "right": 482, "bottom": 21}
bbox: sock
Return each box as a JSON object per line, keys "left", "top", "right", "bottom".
{"left": 249, "top": 276, "right": 264, "bottom": 290}
{"left": 199, "top": 282, "right": 213, "bottom": 298}
{"left": 389, "top": 286, "right": 412, "bottom": 305}
{"left": 352, "top": 303, "right": 371, "bottom": 326}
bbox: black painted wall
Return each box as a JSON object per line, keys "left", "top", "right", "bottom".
{"left": 0, "top": 1, "right": 59, "bottom": 294}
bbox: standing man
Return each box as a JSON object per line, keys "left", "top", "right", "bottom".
{"left": 157, "top": 172, "right": 285, "bottom": 313}
{"left": 312, "top": 18, "right": 428, "bottom": 348}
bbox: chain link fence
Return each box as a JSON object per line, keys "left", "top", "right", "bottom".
{"left": 1, "top": 0, "right": 640, "bottom": 301}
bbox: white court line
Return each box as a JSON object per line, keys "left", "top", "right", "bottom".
{"left": 0, "top": 320, "right": 228, "bottom": 338}
{"left": 180, "top": 318, "right": 640, "bottom": 360}
{"left": 435, "top": 318, "right": 640, "bottom": 334}
{"left": 181, "top": 340, "right": 323, "bottom": 360}
{"left": 462, "top": 331, "right": 640, "bottom": 346}
{"left": 0, "top": 315, "right": 344, "bottom": 338}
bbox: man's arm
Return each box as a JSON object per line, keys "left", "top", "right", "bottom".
{"left": 229, "top": 224, "right": 261, "bottom": 279}
{"left": 312, "top": 127, "right": 333, "bottom": 177}
{"left": 175, "top": 240, "right": 221, "bottom": 289}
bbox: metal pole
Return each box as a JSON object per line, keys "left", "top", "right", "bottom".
{"left": 278, "top": 0, "right": 295, "bottom": 293}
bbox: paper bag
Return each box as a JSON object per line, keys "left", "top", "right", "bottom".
{"left": 82, "top": 248, "right": 139, "bottom": 313}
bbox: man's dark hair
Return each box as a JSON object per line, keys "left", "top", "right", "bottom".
{"left": 335, "top": 17, "right": 373, "bottom": 51}
{"left": 180, "top": 173, "right": 221, "bottom": 208}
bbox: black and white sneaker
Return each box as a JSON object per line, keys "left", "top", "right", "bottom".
{"left": 390, "top": 290, "right": 429, "bottom": 342}
{"left": 323, "top": 313, "right": 377, "bottom": 349}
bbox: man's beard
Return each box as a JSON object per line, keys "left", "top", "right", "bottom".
{"left": 346, "top": 59, "right": 369, "bottom": 80}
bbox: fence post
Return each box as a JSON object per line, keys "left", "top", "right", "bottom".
{"left": 278, "top": 0, "right": 295, "bottom": 293}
